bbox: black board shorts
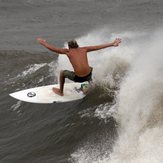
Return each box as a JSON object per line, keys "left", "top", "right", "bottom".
{"left": 63, "top": 68, "right": 92, "bottom": 83}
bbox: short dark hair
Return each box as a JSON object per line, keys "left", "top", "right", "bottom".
{"left": 68, "top": 40, "right": 79, "bottom": 49}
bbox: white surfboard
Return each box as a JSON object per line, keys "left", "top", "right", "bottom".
{"left": 9, "top": 82, "right": 89, "bottom": 104}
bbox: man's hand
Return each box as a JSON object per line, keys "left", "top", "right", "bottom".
{"left": 112, "top": 38, "right": 122, "bottom": 47}
{"left": 37, "top": 38, "right": 47, "bottom": 46}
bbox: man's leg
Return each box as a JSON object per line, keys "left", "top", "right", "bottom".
{"left": 53, "top": 70, "right": 65, "bottom": 96}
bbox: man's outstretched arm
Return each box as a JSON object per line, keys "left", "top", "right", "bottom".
{"left": 84, "top": 38, "right": 122, "bottom": 52}
{"left": 37, "top": 38, "right": 68, "bottom": 54}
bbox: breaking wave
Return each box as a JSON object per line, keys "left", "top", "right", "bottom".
{"left": 68, "top": 29, "right": 163, "bottom": 163}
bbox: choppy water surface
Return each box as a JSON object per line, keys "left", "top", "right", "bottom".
{"left": 1, "top": 0, "right": 163, "bottom": 162}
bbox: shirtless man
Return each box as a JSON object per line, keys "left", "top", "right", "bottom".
{"left": 37, "top": 38, "right": 121, "bottom": 96}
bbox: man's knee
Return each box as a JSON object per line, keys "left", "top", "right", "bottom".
{"left": 61, "top": 70, "right": 70, "bottom": 77}
{"left": 60, "top": 70, "right": 65, "bottom": 78}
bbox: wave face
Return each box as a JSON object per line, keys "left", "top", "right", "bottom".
{"left": 2, "top": 28, "right": 163, "bottom": 163}
{"left": 3, "top": 30, "right": 163, "bottom": 163}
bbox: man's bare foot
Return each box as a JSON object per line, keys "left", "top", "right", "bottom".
{"left": 52, "top": 87, "right": 64, "bottom": 96}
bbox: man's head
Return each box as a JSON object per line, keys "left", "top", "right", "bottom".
{"left": 68, "top": 40, "right": 79, "bottom": 49}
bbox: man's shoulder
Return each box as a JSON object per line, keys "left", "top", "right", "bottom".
{"left": 67, "top": 48, "right": 87, "bottom": 56}
{"left": 69, "top": 47, "right": 87, "bottom": 51}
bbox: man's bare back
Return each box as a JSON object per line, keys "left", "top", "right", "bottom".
{"left": 66, "top": 48, "right": 90, "bottom": 77}
{"left": 37, "top": 38, "right": 122, "bottom": 96}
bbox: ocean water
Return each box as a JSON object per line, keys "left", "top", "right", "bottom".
{"left": 1, "top": 0, "right": 163, "bottom": 162}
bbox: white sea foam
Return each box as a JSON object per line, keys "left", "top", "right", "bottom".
{"left": 16, "top": 63, "right": 47, "bottom": 78}
{"left": 10, "top": 101, "right": 22, "bottom": 116}
{"left": 7, "top": 63, "right": 48, "bottom": 87}
{"left": 70, "top": 29, "right": 163, "bottom": 163}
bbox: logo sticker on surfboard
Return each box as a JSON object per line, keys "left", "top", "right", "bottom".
{"left": 27, "top": 92, "right": 36, "bottom": 97}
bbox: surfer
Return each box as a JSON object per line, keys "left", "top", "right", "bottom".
{"left": 37, "top": 38, "right": 121, "bottom": 96}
